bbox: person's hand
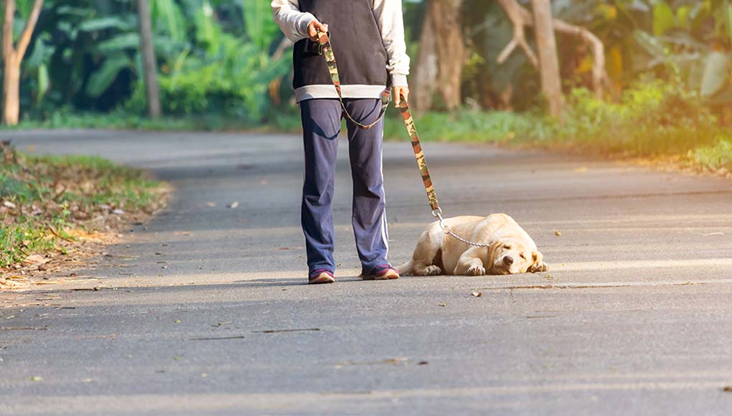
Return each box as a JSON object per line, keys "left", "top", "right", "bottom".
{"left": 307, "top": 20, "right": 328, "bottom": 42}
{"left": 394, "top": 86, "right": 409, "bottom": 107}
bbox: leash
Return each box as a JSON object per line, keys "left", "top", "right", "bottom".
{"left": 316, "top": 30, "right": 492, "bottom": 248}
{"left": 399, "top": 103, "right": 492, "bottom": 248}
{"left": 316, "top": 31, "right": 391, "bottom": 130}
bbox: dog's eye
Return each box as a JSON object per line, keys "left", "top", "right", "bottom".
{"left": 503, "top": 245, "right": 511, "bottom": 250}
{"left": 520, "top": 254, "right": 526, "bottom": 260}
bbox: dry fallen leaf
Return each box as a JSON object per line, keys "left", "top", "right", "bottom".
{"left": 471, "top": 291, "right": 482, "bottom": 298}
{"left": 22, "top": 254, "right": 48, "bottom": 266}
{"left": 554, "top": 230, "right": 562, "bottom": 237}
{"left": 438, "top": 303, "right": 447, "bottom": 307}
{"left": 205, "top": 202, "right": 216, "bottom": 207}
{"left": 29, "top": 376, "right": 43, "bottom": 382}
{"left": 228, "top": 201, "right": 239, "bottom": 209}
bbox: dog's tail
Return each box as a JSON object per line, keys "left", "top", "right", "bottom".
{"left": 397, "top": 259, "right": 413, "bottom": 276}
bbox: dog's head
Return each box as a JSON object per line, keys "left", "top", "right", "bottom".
{"left": 487, "top": 240, "right": 547, "bottom": 275}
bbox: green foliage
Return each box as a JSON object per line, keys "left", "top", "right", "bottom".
{"left": 122, "top": 0, "right": 290, "bottom": 122}
{"left": 242, "top": 0, "right": 279, "bottom": 50}
{"left": 11, "top": 0, "right": 291, "bottom": 122}
{"left": 629, "top": 0, "right": 732, "bottom": 101}
{"left": 561, "top": 79, "right": 719, "bottom": 154}
{"left": 86, "top": 54, "right": 132, "bottom": 98}
{"left": 385, "top": 80, "right": 722, "bottom": 157}
{"left": 726, "top": 0, "right": 732, "bottom": 45}
{"left": 693, "top": 137, "right": 732, "bottom": 170}
{"left": 652, "top": 1, "right": 676, "bottom": 36}
{"left": 0, "top": 217, "right": 64, "bottom": 269}
{"left": 383, "top": 108, "right": 541, "bottom": 144}
{"left": 460, "top": 0, "right": 732, "bottom": 108}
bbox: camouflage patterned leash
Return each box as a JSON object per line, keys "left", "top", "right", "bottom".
{"left": 316, "top": 31, "right": 491, "bottom": 247}
{"left": 397, "top": 96, "right": 492, "bottom": 248}
{"left": 316, "top": 31, "right": 390, "bottom": 130}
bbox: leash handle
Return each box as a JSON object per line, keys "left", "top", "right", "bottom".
{"left": 316, "top": 30, "right": 390, "bottom": 130}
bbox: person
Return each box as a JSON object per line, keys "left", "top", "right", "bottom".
{"left": 271, "top": 0, "right": 410, "bottom": 284}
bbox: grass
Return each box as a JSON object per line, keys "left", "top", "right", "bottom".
{"left": 1, "top": 110, "right": 304, "bottom": 133}
{"left": 692, "top": 138, "right": 732, "bottom": 171}
{"left": 0, "top": 147, "right": 167, "bottom": 270}
{"left": 383, "top": 110, "right": 542, "bottom": 145}
{"left": 1, "top": 112, "right": 197, "bottom": 131}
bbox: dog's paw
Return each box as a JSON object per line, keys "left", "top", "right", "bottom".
{"left": 528, "top": 262, "right": 548, "bottom": 273}
{"left": 467, "top": 265, "right": 486, "bottom": 276}
{"left": 424, "top": 265, "right": 442, "bottom": 275}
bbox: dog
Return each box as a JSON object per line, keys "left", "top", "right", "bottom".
{"left": 398, "top": 214, "right": 547, "bottom": 276}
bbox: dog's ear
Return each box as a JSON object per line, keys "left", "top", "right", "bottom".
{"left": 486, "top": 241, "right": 502, "bottom": 266}
{"left": 528, "top": 251, "right": 548, "bottom": 273}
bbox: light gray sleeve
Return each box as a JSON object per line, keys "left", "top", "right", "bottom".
{"left": 373, "top": 0, "right": 410, "bottom": 87}
{"left": 271, "top": 0, "right": 316, "bottom": 43}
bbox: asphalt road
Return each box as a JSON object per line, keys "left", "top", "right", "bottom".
{"left": 2, "top": 130, "right": 732, "bottom": 415}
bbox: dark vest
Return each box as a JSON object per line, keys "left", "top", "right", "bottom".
{"left": 293, "top": 0, "right": 389, "bottom": 89}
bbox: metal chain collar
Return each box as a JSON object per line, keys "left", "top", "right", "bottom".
{"left": 433, "top": 209, "right": 494, "bottom": 248}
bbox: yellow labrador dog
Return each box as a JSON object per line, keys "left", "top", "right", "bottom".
{"left": 398, "top": 214, "right": 547, "bottom": 276}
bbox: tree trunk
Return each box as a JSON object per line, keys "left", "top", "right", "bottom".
{"left": 431, "top": 0, "right": 464, "bottom": 110}
{"left": 531, "top": 0, "right": 562, "bottom": 118}
{"left": 410, "top": 3, "right": 438, "bottom": 112}
{"left": 2, "top": 0, "right": 43, "bottom": 126}
{"left": 2, "top": 56, "right": 21, "bottom": 125}
{"left": 138, "top": 0, "right": 161, "bottom": 119}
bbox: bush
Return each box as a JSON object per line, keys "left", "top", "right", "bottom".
{"left": 560, "top": 79, "right": 720, "bottom": 155}
{"left": 693, "top": 138, "right": 732, "bottom": 171}
{"left": 386, "top": 79, "right": 723, "bottom": 158}
{"left": 125, "top": 22, "right": 291, "bottom": 123}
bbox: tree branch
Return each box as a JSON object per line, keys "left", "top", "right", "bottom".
{"left": 495, "top": 0, "right": 538, "bottom": 68}
{"left": 15, "top": 0, "right": 44, "bottom": 58}
{"left": 495, "top": 0, "right": 609, "bottom": 97}
{"left": 2, "top": 0, "right": 16, "bottom": 59}
{"left": 552, "top": 19, "right": 608, "bottom": 98}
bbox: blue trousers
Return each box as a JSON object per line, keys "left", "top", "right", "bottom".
{"left": 300, "top": 98, "right": 389, "bottom": 275}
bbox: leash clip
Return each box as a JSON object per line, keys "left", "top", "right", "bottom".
{"left": 432, "top": 208, "right": 450, "bottom": 234}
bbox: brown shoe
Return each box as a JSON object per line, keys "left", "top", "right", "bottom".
{"left": 361, "top": 265, "right": 399, "bottom": 281}
{"left": 308, "top": 269, "right": 335, "bottom": 284}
